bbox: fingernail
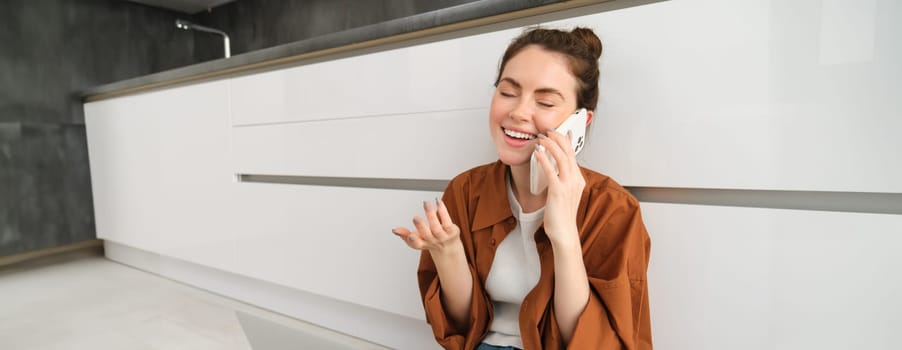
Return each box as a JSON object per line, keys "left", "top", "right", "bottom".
{"left": 435, "top": 197, "right": 442, "bottom": 208}
{"left": 537, "top": 134, "right": 548, "bottom": 140}
{"left": 408, "top": 235, "right": 416, "bottom": 242}
{"left": 567, "top": 130, "right": 573, "bottom": 139}
{"left": 546, "top": 129, "right": 555, "bottom": 134}
{"left": 536, "top": 144, "right": 546, "bottom": 152}
{"left": 423, "top": 200, "right": 433, "bottom": 211}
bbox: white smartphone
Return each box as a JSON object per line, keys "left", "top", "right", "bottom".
{"left": 529, "top": 108, "right": 588, "bottom": 195}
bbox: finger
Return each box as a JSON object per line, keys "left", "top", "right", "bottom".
{"left": 413, "top": 216, "right": 436, "bottom": 244}
{"left": 392, "top": 227, "right": 424, "bottom": 249}
{"left": 546, "top": 129, "right": 579, "bottom": 177}
{"left": 534, "top": 144, "right": 561, "bottom": 187}
{"left": 435, "top": 198, "right": 458, "bottom": 233}
{"left": 423, "top": 200, "right": 446, "bottom": 240}
{"left": 545, "top": 129, "right": 578, "bottom": 172}
{"left": 392, "top": 227, "right": 408, "bottom": 238}
{"left": 549, "top": 128, "right": 577, "bottom": 158}
{"left": 538, "top": 134, "right": 571, "bottom": 178}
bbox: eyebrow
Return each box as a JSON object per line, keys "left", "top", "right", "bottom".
{"left": 497, "top": 77, "right": 565, "bottom": 99}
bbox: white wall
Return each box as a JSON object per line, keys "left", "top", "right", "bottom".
{"left": 85, "top": 0, "right": 902, "bottom": 349}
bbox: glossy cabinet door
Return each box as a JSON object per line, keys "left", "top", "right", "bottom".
{"left": 230, "top": 182, "right": 438, "bottom": 321}
{"left": 231, "top": 109, "right": 497, "bottom": 179}
{"left": 85, "top": 79, "right": 237, "bottom": 272}
{"left": 644, "top": 202, "right": 902, "bottom": 349}
{"left": 570, "top": 0, "right": 902, "bottom": 193}
{"left": 85, "top": 94, "right": 164, "bottom": 253}
{"left": 229, "top": 29, "right": 512, "bottom": 126}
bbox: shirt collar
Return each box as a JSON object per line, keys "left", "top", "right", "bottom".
{"left": 471, "top": 160, "right": 515, "bottom": 231}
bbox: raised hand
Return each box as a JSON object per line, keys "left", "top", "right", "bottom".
{"left": 534, "top": 129, "right": 585, "bottom": 247}
{"left": 392, "top": 198, "right": 463, "bottom": 257}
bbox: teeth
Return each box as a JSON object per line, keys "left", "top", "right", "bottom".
{"left": 504, "top": 128, "right": 536, "bottom": 140}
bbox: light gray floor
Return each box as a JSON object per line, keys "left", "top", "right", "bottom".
{"left": 0, "top": 254, "right": 387, "bottom": 350}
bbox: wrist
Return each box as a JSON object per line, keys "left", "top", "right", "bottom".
{"left": 548, "top": 227, "right": 581, "bottom": 252}
{"left": 429, "top": 238, "right": 466, "bottom": 263}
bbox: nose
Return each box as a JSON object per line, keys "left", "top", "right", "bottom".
{"left": 509, "top": 98, "right": 533, "bottom": 122}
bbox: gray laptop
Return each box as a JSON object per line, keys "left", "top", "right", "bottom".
{"left": 237, "top": 311, "right": 374, "bottom": 350}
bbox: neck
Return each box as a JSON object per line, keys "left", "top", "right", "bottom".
{"left": 509, "top": 163, "right": 546, "bottom": 213}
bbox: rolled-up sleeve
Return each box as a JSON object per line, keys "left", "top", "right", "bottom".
{"left": 416, "top": 175, "right": 492, "bottom": 350}
{"left": 419, "top": 259, "right": 491, "bottom": 349}
{"left": 565, "top": 189, "right": 653, "bottom": 350}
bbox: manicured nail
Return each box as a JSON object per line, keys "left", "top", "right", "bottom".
{"left": 408, "top": 235, "right": 415, "bottom": 242}
{"left": 392, "top": 229, "right": 402, "bottom": 237}
{"left": 567, "top": 130, "right": 573, "bottom": 139}
{"left": 435, "top": 197, "right": 442, "bottom": 209}
{"left": 423, "top": 200, "right": 433, "bottom": 211}
{"left": 536, "top": 144, "right": 546, "bottom": 152}
{"left": 537, "top": 134, "right": 548, "bottom": 140}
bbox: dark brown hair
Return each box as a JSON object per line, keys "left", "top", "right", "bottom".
{"left": 494, "top": 27, "right": 603, "bottom": 110}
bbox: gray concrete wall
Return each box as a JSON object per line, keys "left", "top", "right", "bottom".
{"left": 193, "top": 0, "right": 480, "bottom": 61}
{"left": 0, "top": 0, "right": 201, "bottom": 256}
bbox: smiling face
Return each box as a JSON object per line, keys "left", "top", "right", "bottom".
{"left": 490, "top": 45, "right": 582, "bottom": 166}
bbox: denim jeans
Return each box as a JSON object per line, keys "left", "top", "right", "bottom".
{"left": 476, "top": 343, "right": 523, "bottom": 350}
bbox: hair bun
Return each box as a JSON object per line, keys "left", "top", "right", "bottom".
{"left": 571, "top": 27, "right": 602, "bottom": 59}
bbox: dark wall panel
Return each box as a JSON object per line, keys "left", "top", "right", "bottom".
{"left": 0, "top": 0, "right": 198, "bottom": 125}
{"left": 0, "top": 0, "right": 202, "bottom": 256}
{"left": 0, "top": 123, "right": 93, "bottom": 256}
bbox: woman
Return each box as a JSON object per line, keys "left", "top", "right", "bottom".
{"left": 392, "top": 27, "right": 652, "bottom": 350}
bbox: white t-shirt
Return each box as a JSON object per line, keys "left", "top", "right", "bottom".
{"left": 482, "top": 179, "right": 545, "bottom": 348}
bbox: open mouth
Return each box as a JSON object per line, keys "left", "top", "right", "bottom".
{"left": 503, "top": 127, "right": 536, "bottom": 140}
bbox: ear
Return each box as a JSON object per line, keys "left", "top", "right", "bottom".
{"left": 586, "top": 109, "right": 594, "bottom": 125}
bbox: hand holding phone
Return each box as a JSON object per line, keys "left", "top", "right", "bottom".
{"left": 529, "top": 108, "right": 588, "bottom": 195}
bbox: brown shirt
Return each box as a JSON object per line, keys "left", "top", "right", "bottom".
{"left": 418, "top": 161, "right": 652, "bottom": 350}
